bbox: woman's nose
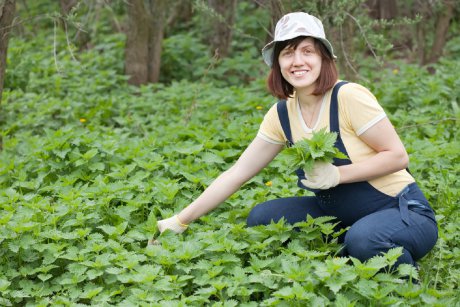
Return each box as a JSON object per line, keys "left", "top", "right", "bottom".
{"left": 292, "top": 50, "right": 303, "bottom": 65}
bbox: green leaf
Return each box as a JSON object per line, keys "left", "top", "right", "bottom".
{"left": 174, "top": 142, "right": 203, "bottom": 154}
{"left": 81, "top": 285, "right": 103, "bottom": 299}
{"left": 0, "top": 279, "right": 11, "bottom": 291}
{"left": 283, "top": 128, "right": 348, "bottom": 172}
{"left": 200, "top": 151, "right": 225, "bottom": 164}
{"left": 82, "top": 149, "right": 98, "bottom": 160}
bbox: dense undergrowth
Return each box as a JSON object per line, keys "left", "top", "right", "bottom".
{"left": 1, "top": 28, "right": 459, "bottom": 306}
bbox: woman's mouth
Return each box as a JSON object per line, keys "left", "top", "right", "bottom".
{"left": 292, "top": 70, "right": 308, "bottom": 76}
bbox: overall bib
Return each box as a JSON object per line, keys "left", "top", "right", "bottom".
{"left": 267, "top": 81, "right": 438, "bottom": 264}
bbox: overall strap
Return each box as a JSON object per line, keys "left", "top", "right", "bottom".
{"left": 329, "top": 81, "right": 348, "bottom": 136}
{"left": 329, "top": 81, "right": 350, "bottom": 163}
{"left": 276, "top": 100, "right": 294, "bottom": 147}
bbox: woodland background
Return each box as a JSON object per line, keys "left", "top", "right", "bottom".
{"left": 0, "top": 0, "right": 459, "bottom": 305}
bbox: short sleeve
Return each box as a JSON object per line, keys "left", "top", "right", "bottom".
{"left": 257, "top": 103, "right": 286, "bottom": 145}
{"left": 338, "top": 83, "right": 387, "bottom": 136}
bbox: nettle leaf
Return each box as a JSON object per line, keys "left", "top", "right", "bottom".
{"left": 37, "top": 273, "right": 53, "bottom": 282}
{"left": 353, "top": 279, "right": 378, "bottom": 298}
{"left": 82, "top": 149, "right": 99, "bottom": 161}
{"left": 200, "top": 151, "right": 225, "bottom": 164}
{"left": 98, "top": 222, "right": 128, "bottom": 237}
{"left": 136, "top": 265, "right": 162, "bottom": 283}
{"left": 105, "top": 267, "right": 125, "bottom": 275}
{"left": 80, "top": 283, "right": 104, "bottom": 299}
{"left": 8, "top": 241, "right": 20, "bottom": 253}
{"left": 249, "top": 255, "right": 275, "bottom": 272}
{"left": 384, "top": 247, "right": 403, "bottom": 265}
{"left": 366, "top": 254, "right": 389, "bottom": 270}
{"left": 114, "top": 205, "right": 138, "bottom": 220}
{"left": 0, "top": 279, "right": 11, "bottom": 291}
{"left": 350, "top": 257, "right": 381, "bottom": 279}
{"left": 283, "top": 148, "right": 303, "bottom": 171}
{"left": 284, "top": 128, "right": 348, "bottom": 172}
{"left": 88, "top": 162, "right": 105, "bottom": 171}
{"left": 397, "top": 263, "right": 419, "bottom": 281}
{"left": 194, "top": 286, "right": 217, "bottom": 298}
{"left": 325, "top": 269, "right": 357, "bottom": 294}
{"left": 134, "top": 153, "right": 164, "bottom": 171}
{"left": 173, "top": 241, "right": 205, "bottom": 261}
{"left": 334, "top": 293, "right": 353, "bottom": 306}
{"left": 173, "top": 142, "right": 203, "bottom": 155}
{"left": 86, "top": 269, "right": 104, "bottom": 280}
{"left": 273, "top": 285, "right": 295, "bottom": 299}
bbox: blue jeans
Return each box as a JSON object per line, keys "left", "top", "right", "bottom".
{"left": 247, "top": 184, "right": 438, "bottom": 267}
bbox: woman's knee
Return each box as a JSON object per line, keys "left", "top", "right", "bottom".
{"left": 344, "top": 224, "right": 395, "bottom": 261}
{"left": 246, "top": 205, "right": 263, "bottom": 226}
{"left": 246, "top": 202, "right": 274, "bottom": 226}
{"left": 344, "top": 228, "right": 374, "bottom": 261}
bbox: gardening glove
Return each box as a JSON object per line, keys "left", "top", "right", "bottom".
{"left": 157, "top": 215, "right": 188, "bottom": 234}
{"left": 148, "top": 215, "right": 188, "bottom": 246}
{"left": 301, "top": 161, "right": 340, "bottom": 190}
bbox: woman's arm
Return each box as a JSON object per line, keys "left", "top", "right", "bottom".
{"left": 338, "top": 117, "right": 409, "bottom": 184}
{"left": 177, "top": 137, "right": 284, "bottom": 224}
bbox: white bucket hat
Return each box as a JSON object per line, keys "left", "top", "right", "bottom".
{"left": 262, "top": 12, "right": 336, "bottom": 67}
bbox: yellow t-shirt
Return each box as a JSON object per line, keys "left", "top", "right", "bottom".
{"left": 257, "top": 82, "right": 414, "bottom": 196}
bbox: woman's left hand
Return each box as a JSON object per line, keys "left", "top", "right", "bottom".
{"left": 301, "top": 161, "right": 340, "bottom": 190}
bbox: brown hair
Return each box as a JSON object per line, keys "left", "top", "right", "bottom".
{"left": 266, "top": 36, "right": 338, "bottom": 99}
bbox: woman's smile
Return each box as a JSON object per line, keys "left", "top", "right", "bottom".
{"left": 292, "top": 69, "right": 308, "bottom": 76}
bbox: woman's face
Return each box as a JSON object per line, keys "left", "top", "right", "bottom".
{"left": 278, "top": 37, "right": 322, "bottom": 93}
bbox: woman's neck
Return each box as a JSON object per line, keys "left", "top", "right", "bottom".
{"left": 297, "top": 92, "right": 322, "bottom": 107}
{"left": 295, "top": 85, "right": 321, "bottom": 106}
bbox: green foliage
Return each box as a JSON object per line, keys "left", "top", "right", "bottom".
{"left": 1, "top": 2, "right": 459, "bottom": 305}
{"left": 284, "top": 129, "right": 349, "bottom": 172}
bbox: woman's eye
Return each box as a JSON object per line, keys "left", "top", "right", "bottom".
{"left": 282, "top": 50, "right": 293, "bottom": 56}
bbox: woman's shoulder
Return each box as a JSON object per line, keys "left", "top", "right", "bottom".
{"left": 338, "top": 81, "right": 377, "bottom": 100}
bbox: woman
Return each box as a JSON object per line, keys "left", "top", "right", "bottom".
{"left": 151, "top": 12, "right": 438, "bottom": 268}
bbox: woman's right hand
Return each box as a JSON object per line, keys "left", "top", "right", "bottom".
{"left": 157, "top": 215, "right": 188, "bottom": 234}
{"left": 147, "top": 215, "right": 188, "bottom": 246}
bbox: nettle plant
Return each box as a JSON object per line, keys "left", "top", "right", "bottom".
{"left": 284, "top": 128, "right": 348, "bottom": 172}
{"left": 0, "top": 33, "right": 458, "bottom": 305}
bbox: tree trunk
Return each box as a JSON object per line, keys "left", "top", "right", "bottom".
{"left": 425, "top": 0, "right": 455, "bottom": 64}
{"left": 0, "top": 0, "right": 15, "bottom": 103}
{"left": 366, "top": 0, "right": 397, "bottom": 19}
{"left": 148, "top": 0, "right": 166, "bottom": 83}
{"left": 59, "top": 0, "right": 78, "bottom": 15}
{"left": 125, "top": 0, "right": 149, "bottom": 85}
{"left": 207, "top": 0, "right": 237, "bottom": 58}
{"left": 166, "top": 0, "right": 192, "bottom": 31}
{"left": 125, "top": 0, "right": 167, "bottom": 85}
{"left": 0, "top": 0, "right": 15, "bottom": 151}
{"left": 415, "top": 22, "right": 426, "bottom": 65}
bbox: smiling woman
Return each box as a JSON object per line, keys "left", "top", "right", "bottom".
{"left": 151, "top": 12, "right": 438, "bottom": 274}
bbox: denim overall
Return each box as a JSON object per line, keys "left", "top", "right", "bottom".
{"left": 266, "top": 81, "right": 438, "bottom": 265}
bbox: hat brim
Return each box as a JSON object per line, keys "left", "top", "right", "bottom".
{"left": 262, "top": 36, "right": 337, "bottom": 67}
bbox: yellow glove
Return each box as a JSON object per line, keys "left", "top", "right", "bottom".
{"left": 301, "top": 161, "right": 340, "bottom": 190}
